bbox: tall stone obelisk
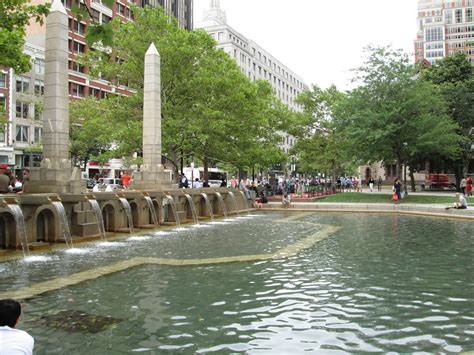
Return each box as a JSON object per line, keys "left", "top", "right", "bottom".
{"left": 25, "top": 0, "right": 82, "bottom": 194}
{"left": 131, "top": 43, "right": 172, "bottom": 190}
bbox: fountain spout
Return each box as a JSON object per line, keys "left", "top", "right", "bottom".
{"left": 214, "top": 191, "right": 227, "bottom": 219}
{"left": 116, "top": 193, "right": 134, "bottom": 235}
{"left": 200, "top": 192, "right": 214, "bottom": 221}
{"left": 143, "top": 193, "right": 158, "bottom": 228}
{"left": 1, "top": 198, "right": 29, "bottom": 256}
{"left": 49, "top": 196, "right": 73, "bottom": 248}
{"left": 184, "top": 193, "right": 199, "bottom": 225}
{"left": 164, "top": 194, "right": 180, "bottom": 228}
{"left": 86, "top": 195, "right": 107, "bottom": 239}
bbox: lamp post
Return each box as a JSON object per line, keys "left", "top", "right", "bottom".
{"left": 190, "top": 161, "right": 195, "bottom": 188}
{"left": 403, "top": 142, "right": 408, "bottom": 196}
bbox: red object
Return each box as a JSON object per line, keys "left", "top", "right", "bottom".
{"left": 121, "top": 174, "right": 131, "bottom": 187}
{"left": 391, "top": 193, "right": 398, "bottom": 201}
{"left": 0, "top": 164, "right": 8, "bottom": 169}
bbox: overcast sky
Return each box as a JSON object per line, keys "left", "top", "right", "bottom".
{"left": 193, "top": 0, "right": 419, "bottom": 91}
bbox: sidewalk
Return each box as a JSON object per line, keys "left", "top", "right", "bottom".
{"left": 265, "top": 200, "right": 474, "bottom": 218}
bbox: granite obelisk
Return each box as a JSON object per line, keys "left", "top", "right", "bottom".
{"left": 25, "top": 0, "right": 82, "bottom": 193}
{"left": 131, "top": 43, "right": 172, "bottom": 190}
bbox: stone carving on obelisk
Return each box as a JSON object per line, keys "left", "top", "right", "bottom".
{"left": 24, "top": 0, "right": 82, "bottom": 194}
{"left": 130, "top": 43, "right": 172, "bottom": 190}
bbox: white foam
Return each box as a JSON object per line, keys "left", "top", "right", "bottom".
{"left": 175, "top": 228, "right": 188, "bottom": 232}
{"left": 154, "top": 231, "right": 170, "bottom": 236}
{"left": 64, "top": 248, "right": 92, "bottom": 255}
{"left": 127, "top": 236, "right": 152, "bottom": 242}
{"left": 96, "top": 242, "right": 127, "bottom": 248}
{"left": 21, "top": 255, "right": 54, "bottom": 263}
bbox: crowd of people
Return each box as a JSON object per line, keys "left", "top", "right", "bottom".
{"left": 0, "top": 165, "right": 29, "bottom": 194}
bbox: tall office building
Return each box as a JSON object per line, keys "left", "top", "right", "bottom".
{"left": 0, "top": 0, "right": 193, "bottom": 172}
{"left": 196, "top": 0, "right": 308, "bottom": 156}
{"left": 415, "top": 0, "right": 474, "bottom": 64}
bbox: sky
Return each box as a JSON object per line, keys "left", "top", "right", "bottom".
{"left": 193, "top": 0, "right": 419, "bottom": 91}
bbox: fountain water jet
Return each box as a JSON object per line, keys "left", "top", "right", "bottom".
{"left": 227, "top": 191, "right": 240, "bottom": 216}
{"left": 144, "top": 195, "right": 158, "bottom": 227}
{"left": 164, "top": 195, "right": 180, "bottom": 228}
{"left": 118, "top": 197, "right": 135, "bottom": 235}
{"left": 51, "top": 201, "right": 73, "bottom": 247}
{"left": 184, "top": 194, "right": 199, "bottom": 225}
{"left": 87, "top": 198, "right": 106, "bottom": 239}
{"left": 201, "top": 193, "right": 214, "bottom": 221}
{"left": 215, "top": 192, "right": 227, "bottom": 219}
{"left": 6, "top": 204, "right": 29, "bottom": 256}
{"left": 239, "top": 190, "right": 251, "bottom": 213}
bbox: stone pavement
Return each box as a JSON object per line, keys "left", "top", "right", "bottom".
{"left": 264, "top": 189, "right": 474, "bottom": 219}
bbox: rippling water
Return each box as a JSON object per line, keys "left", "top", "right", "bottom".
{"left": 2, "top": 213, "right": 473, "bottom": 353}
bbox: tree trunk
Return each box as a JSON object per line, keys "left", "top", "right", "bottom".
{"left": 203, "top": 155, "right": 209, "bottom": 182}
{"left": 409, "top": 168, "right": 416, "bottom": 192}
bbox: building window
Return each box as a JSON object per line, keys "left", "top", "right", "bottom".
{"left": 34, "top": 80, "right": 44, "bottom": 96}
{"left": 73, "top": 20, "right": 86, "bottom": 35}
{"left": 70, "top": 83, "right": 85, "bottom": 97}
{"left": 33, "top": 104, "right": 42, "bottom": 121}
{"left": 61, "top": 0, "right": 72, "bottom": 9}
{"left": 16, "top": 101, "right": 29, "bottom": 119}
{"left": 425, "top": 27, "right": 443, "bottom": 42}
{"left": 91, "top": 8, "right": 100, "bottom": 23}
{"left": 15, "top": 125, "right": 29, "bottom": 142}
{"left": 0, "top": 73, "right": 6, "bottom": 88}
{"left": 34, "top": 127, "right": 42, "bottom": 143}
{"left": 102, "top": 14, "right": 112, "bottom": 24}
{"left": 455, "top": 9, "right": 463, "bottom": 23}
{"left": 70, "top": 61, "right": 85, "bottom": 73}
{"left": 34, "top": 59, "right": 45, "bottom": 74}
{"left": 16, "top": 76, "right": 30, "bottom": 93}
{"left": 0, "top": 130, "right": 4, "bottom": 143}
{"left": 467, "top": 8, "right": 473, "bottom": 22}
{"left": 73, "top": 41, "right": 86, "bottom": 54}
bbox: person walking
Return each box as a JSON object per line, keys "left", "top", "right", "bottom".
{"left": 0, "top": 299, "right": 35, "bottom": 355}
{"left": 467, "top": 176, "right": 472, "bottom": 197}
{"left": 393, "top": 178, "right": 402, "bottom": 203}
{"left": 377, "top": 176, "right": 383, "bottom": 192}
{"left": 460, "top": 176, "right": 467, "bottom": 196}
{"left": 368, "top": 177, "right": 375, "bottom": 192}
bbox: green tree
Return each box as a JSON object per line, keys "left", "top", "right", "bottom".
{"left": 291, "top": 85, "right": 352, "bottom": 179}
{"left": 76, "top": 6, "right": 289, "bottom": 179}
{"left": 0, "top": 0, "right": 50, "bottom": 73}
{"left": 421, "top": 52, "right": 474, "bottom": 186}
{"left": 339, "top": 46, "right": 460, "bottom": 188}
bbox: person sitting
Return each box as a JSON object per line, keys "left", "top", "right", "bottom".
{"left": 192, "top": 178, "right": 201, "bottom": 189}
{"left": 254, "top": 195, "right": 263, "bottom": 209}
{"left": 282, "top": 191, "right": 291, "bottom": 208}
{"left": 0, "top": 299, "right": 34, "bottom": 355}
{"left": 447, "top": 192, "right": 468, "bottom": 210}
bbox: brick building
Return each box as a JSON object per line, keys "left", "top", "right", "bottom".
{"left": 0, "top": 0, "right": 193, "bottom": 174}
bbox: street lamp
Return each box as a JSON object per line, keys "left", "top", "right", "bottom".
{"left": 190, "top": 161, "right": 195, "bottom": 188}
{"left": 403, "top": 142, "right": 408, "bottom": 196}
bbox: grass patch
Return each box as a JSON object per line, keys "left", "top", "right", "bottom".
{"left": 317, "top": 193, "right": 465, "bottom": 204}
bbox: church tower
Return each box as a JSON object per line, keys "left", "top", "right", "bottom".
{"left": 202, "top": 0, "right": 227, "bottom": 25}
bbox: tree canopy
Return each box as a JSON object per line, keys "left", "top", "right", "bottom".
{"left": 0, "top": 0, "right": 50, "bottom": 73}
{"left": 71, "top": 6, "right": 290, "bottom": 178}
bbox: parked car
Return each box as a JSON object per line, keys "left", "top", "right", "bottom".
{"left": 97, "top": 178, "right": 122, "bottom": 190}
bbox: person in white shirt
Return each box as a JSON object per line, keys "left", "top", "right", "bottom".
{"left": 192, "top": 178, "right": 201, "bottom": 189}
{"left": 0, "top": 299, "right": 34, "bottom": 355}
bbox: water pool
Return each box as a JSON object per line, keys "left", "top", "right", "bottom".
{"left": 1, "top": 212, "right": 473, "bottom": 353}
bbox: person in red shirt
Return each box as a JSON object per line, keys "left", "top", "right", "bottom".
{"left": 121, "top": 171, "right": 131, "bottom": 189}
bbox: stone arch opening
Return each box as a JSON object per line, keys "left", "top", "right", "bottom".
{"left": 130, "top": 202, "right": 139, "bottom": 228}
{"left": 0, "top": 212, "right": 16, "bottom": 249}
{"left": 36, "top": 209, "right": 57, "bottom": 243}
{"left": 102, "top": 204, "right": 116, "bottom": 232}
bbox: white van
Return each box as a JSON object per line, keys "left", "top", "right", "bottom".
{"left": 183, "top": 167, "right": 227, "bottom": 188}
